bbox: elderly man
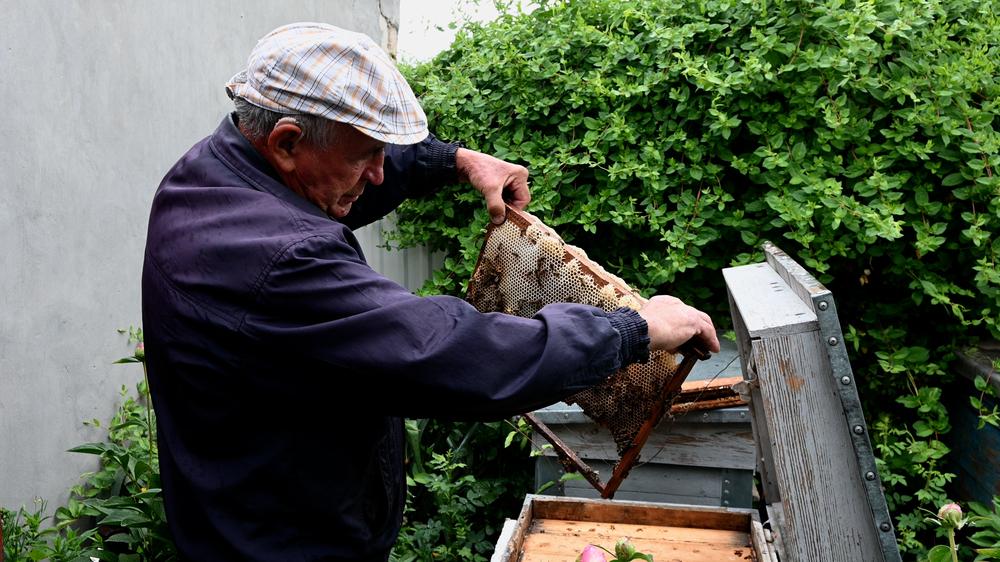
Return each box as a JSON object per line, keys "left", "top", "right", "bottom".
{"left": 142, "top": 22, "right": 719, "bottom": 561}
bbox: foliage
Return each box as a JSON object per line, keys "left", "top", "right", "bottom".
{"left": 1, "top": 329, "right": 175, "bottom": 562}
{"left": 391, "top": 419, "right": 534, "bottom": 562}
{"left": 967, "top": 496, "right": 1000, "bottom": 561}
{"left": 1, "top": 501, "right": 102, "bottom": 562}
{"left": 922, "top": 499, "right": 1000, "bottom": 561}
{"left": 54, "top": 329, "right": 175, "bottom": 561}
{"left": 396, "top": 0, "right": 999, "bottom": 556}
{"left": 968, "top": 360, "right": 1000, "bottom": 429}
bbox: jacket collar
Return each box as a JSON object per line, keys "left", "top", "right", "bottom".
{"left": 208, "top": 114, "right": 331, "bottom": 221}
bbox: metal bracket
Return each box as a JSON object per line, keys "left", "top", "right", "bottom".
{"left": 813, "top": 294, "right": 902, "bottom": 561}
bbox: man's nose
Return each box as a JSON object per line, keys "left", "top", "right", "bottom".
{"left": 364, "top": 152, "right": 385, "bottom": 185}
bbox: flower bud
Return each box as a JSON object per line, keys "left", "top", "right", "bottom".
{"left": 614, "top": 538, "right": 636, "bottom": 560}
{"left": 938, "top": 502, "right": 963, "bottom": 528}
{"left": 577, "top": 545, "right": 607, "bottom": 562}
{"left": 135, "top": 342, "right": 145, "bottom": 360}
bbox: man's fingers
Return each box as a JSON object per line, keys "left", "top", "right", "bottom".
{"left": 698, "top": 324, "right": 721, "bottom": 353}
{"left": 506, "top": 173, "right": 531, "bottom": 210}
{"left": 486, "top": 188, "right": 506, "bottom": 224}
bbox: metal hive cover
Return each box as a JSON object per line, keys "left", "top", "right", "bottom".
{"left": 466, "top": 206, "right": 681, "bottom": 456}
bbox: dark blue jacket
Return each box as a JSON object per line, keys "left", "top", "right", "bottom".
{"left": 142, "top": 115, "right": 648, "bottom": 561}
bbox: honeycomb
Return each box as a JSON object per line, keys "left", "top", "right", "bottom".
{"left": 467, "top": 207, "right": 680, "bottom": 456}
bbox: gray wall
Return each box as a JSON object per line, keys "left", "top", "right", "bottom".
{"left": 0, "top": 0, "right": 417, "bottom": 512}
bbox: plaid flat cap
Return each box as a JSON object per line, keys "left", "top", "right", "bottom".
{"left": 227, "top": 22, "right": 428, "bottom": 145}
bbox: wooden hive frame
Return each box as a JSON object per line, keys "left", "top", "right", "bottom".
{"left": 466, "top": 206, "right": 710, "bottom": 499}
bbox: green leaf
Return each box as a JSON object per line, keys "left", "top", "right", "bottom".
{"left": 67, "top": 442, "right": 110, "bottom": 455}
{"left": 926, "top": 544, "right": 953, "bottom": 562}
{"left": 974, "top": 376, "right": 989, "bottom": 393}
{"left": 941, "top": 173, "right": 965, "bottom": 187}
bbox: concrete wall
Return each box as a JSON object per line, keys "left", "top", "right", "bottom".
{"left": 0, "top": 0, "right": 411, "bottom": 512}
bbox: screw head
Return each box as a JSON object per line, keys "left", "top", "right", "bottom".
{"left": 853, "top": 425, "right": 865, "bottom": 435}
{"left": 828, "top": 336, "right": 839, "bottom": 346}
{"left": 841, "top": 376, "right": 851, "bottom": 385}
{"left": 722, "top": 500, "right": 730, "bottom": 506}
{"left": 818, "top": 301, "right": 829, "bottom": 311}
{"left": 865, "top": 471, "right": 876, "bottom": 481}
{"left": 880, "top": 522, "right": 891, "bottom": 532}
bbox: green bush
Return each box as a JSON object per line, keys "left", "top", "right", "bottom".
{"left": 1, "top": 330, "right": 174, "bottom": 562}
{"left": 391, "top": 419, "right": 534, "bottom": 562}
{"left": 395, "top": 0, "right": 999, "bottom": 556}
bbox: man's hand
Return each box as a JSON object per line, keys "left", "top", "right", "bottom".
{"left": 455, "top": 148, "right": 530, "bottom": 224}
{"left": 638, "top": 296, "right": 721, "bottom": 354}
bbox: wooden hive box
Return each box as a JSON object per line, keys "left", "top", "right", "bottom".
{"left": 492, "top": 495, "right": 775, "bottom": 562}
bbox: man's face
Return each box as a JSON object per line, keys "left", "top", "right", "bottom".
{"left": 285, "top": 124, "right": 386, "bottom": 219}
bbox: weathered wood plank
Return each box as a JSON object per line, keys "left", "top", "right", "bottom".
{"left": 490, "top": 520, "right": 519, "bottom": 562}
{"left": 529, "top": 496, "right": 753, "bottom": 532}
{"left": 762, "top": 241, "right": 831, "bottom": 309}
{"left": 728, "top": 284, "right": 782, "bottom": 503}
{"left": 723, "top": 263, "right": 818, "bottom": 338}
{"left": 531, "top": 519, "right": 749, "bottom": 545}
{"left": 493, "top": 495, "right": 534, "bottom": 562}
{"left": 536, "top": 455, "right": 754, "bottom": 508}
{"left": 519, "top": 520, "right": 754, "bottom": 562}
{"left": 561, "top": 461, "right": 723, "bottom": 498}
{"left": 557, "top": 459, "right": 725, "bottom": 498}
{"left": 751, "top": 519, "right": 778, "bottom": 562}
{"left": 559, "top": 485, "right": 722, "bottom": 506}
{"left": 751, "top": 331, "right": 881, "bottom": 561}
{"left": 537, "top": 422, "right": 755, "bottom": 470}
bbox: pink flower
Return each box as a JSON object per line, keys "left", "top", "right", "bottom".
{"left": 135, "top": 342, "right": 145, "bottom": 360}
{"left": 577, "top": 544, "right": 608, "bottom": 562}
{"left": 937, "top": 502, "right": 964, "bottom": 528}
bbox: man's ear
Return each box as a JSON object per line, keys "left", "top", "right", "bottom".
{"left": 265, "top": 118, "right": 304, "bottom": 173}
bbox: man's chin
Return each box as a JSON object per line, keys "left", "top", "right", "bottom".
{"left": 329, "top": 202, "right": 352, "bottom": 219}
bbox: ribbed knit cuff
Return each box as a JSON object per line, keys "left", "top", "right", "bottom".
{"left": 607, "top": 307, "right": 651, "bottom": 366}
{"left": 418, "top": 135, "right": 461, "bottom": 183}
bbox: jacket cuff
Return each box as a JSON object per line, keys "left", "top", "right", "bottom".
{"left": 607, "top": 307, "right": 651, "bottom": 366}
{"left": 414, "top": 134, "right": 461, "bottom": 188}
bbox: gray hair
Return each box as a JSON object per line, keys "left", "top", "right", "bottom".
{"left": 233, "top": 97, "right": 339, "bottom": 148}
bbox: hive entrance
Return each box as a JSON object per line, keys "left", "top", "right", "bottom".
{"left": 466, "top": 206, "right": 707, "bottom": 498}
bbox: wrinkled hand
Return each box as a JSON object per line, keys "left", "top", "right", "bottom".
{"left": 455, "top": 148, "right": 530, "bottom": 224}
{"left": 638, "top": 296, "right": 720, "bottom": 354}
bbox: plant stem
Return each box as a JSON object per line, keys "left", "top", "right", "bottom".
{"left": 142, "top": 362, "right": 155, "bottom": 480}
{"left": 948, "top": 529, "right": 958, "bottom": 562}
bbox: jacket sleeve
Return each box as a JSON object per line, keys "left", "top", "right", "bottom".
{"left": 340, "top": 134, "right": 459, "bottom": 230}
{"left": 238, "top": 230, "right": 647, "bottom": 420}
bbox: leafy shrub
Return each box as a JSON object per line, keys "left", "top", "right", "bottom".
{"left": 396, "top": 0, "right": 999, "bottom": 556}
{"left": 56, "top": 330, "right": 175, "bottom": 562}
{"left": 2, "top": 501, "right": 101, "bottom": 562}
{"left": 391, "top": 419, "right": 534, "bottom": 562}
{"left": 968, "top": 496, "right": 1000, "bottom": 560}
{"left": 1, "top": 330, "right": 174, "bottom": 562}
